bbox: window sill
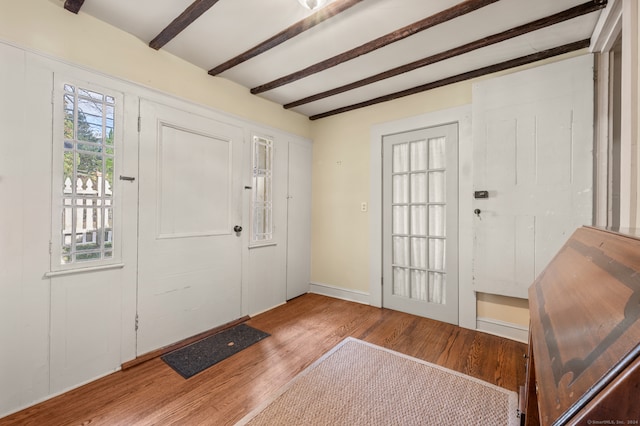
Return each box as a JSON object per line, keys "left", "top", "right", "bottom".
{"left": 44, "top": 263, "right": 125, "bottom": 278}
{"left": 248, "top": 242, "right": 278, "bottom": 250}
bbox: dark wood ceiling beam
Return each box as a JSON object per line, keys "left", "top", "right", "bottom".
{"left": 208, "top": 0, "right": 364, "bottom": 76}
{"left": 286, "top": 1, "right": 605, "bottom": 109}
{"left": 308, "top": 39, "right": 590, "bottom": 120}
{"left": 64, "top": 0, "right": 85, "bottom": 14}
{"left": 251, "top": 0, "right": 500, "bottom": 95}
{"left": 149, "top": 0, "right": 222, "bottom": 50}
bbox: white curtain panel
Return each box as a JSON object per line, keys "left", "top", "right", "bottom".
{"left": 410, "top": 140, "right": 427, "bottom": 171}
{"left": 411, "top": 269, "right": 427, "bottom": 301}
{"left": 393, "top": 267, "right": 409, "bottom": 297}
{"left": 391, "top": 138, "right": 447, "bottom": 304}
{"left": 393, "top": 143, "right": 409, "bottom": 173}
{"left": 429, "top": 137, "right": 445, "bottom": 169}
{"left": 429, "top": 272, "right": 446, "bottom": 304}
{"left": 393, "top": 206, "right": 409, "bottom": 235}
{"left": 393, "top": 237, "right": 408, "bottom": 266}
{"left": 393, "top": 174, "right": 408, "bottom": 203}
{"left": 429, "top": 172, "right": 445, "bottom": 203}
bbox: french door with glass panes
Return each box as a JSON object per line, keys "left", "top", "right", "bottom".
{"left": 382, "top": 124, "right": 458, "bottom": 324}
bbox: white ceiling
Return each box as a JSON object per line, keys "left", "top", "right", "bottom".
{"left": 68, "top": 0, "right": 605, "bottom": 119}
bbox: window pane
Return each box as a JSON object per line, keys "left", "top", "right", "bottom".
{"left": 392, "top": 206, "right": 408, "bottom": 234}
{"left": 429, "top": 272, "right": 446, "bottom": 304}
{"left": 392, "top": 143, "right": 409, "bottom": 173}
{"left": 410, "top": 173, "right": 426, "bottom": 203}
{"left": 251, "top": 136, "right": 273, "bottom": 243}
{"left": 392, "top": 174, "right": 408, "bottom": 204}
{"left": 428, "top": 238, "right": 446, "bottom": 270}
{"left": 392, "top": 236, "right": 408, "bottom": 266}
{"left": 58, "top": 83, "right": 116, "bottom": 266}
{"left": 254, "top": 176, "right": 268, "bottom": 203}
{"left": 77, "top": 142, "right": 102, "bottom": 153}
{"left": 428, "top": 205, "right": 446, "bottom": 237}
{"left": 64, "top": 95, "right": 75, "bottom": 139}
{"left": 63, "top": 152, "right": 74, "bottom": 191}
{"left": 410, "top": 237, "right": 426, "bottom": 268}
{"left": 393, "top": 267, "right": 409, "bottom": 297}
{"left": 78, "top": 88, "right": 104, "bottom": 101}
{"left": 77, "top": 152, "right": 102, "bottom": 184}
{"left": 76, "top": 252, "right": 101, "bottom": 262}
{"left": 411, "top": 205, "right": 427, "bottom": 236}
{"left": 428, "top": 171, "right": 445, "bottom": 203}
{"left": 428, "top": 137, "right": 446, "bottom": 169}
{"left": 411, "top": 270, "right": 428, "bottom": 301}
{"left": 105, "top": 159, "right": 114, "bottom": 197}
{"left": 104, "top": 208, "right": 113, "bottom": 248}
{"left": 410, "top": 140, "right": 427, "bottom": 171}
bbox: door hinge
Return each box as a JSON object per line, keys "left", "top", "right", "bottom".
{"left": 49, "top": 241, "right": 52, "bottom": 254}
{"left": 137, "top": 116, "right": 141, "bottom": 132}
{"left": 135, "top": 314, "right": 139, "bottom": 331}
{"left": 381, "top": 277, "right": 384, "bottom": 287}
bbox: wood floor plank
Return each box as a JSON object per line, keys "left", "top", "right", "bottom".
{"left": 0, "top": 294, "right": 526, "bottom": 425}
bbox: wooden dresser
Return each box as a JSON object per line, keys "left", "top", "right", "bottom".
{"left": 523, "top": 226, "right": 640, "bottom": 425}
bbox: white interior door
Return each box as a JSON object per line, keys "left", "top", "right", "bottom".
{"left": 472, "top": 55, "right": 593, "bottom": 299}
{"left": 382, "top": 124, "right": 458, "bottom": 325}
{"left": 137, "top": 99, "right": 244, "bottom": 356}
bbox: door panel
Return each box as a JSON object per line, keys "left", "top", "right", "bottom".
{"left": 156, "top": 125, "right": 231, "bottom": 237}
{"left": 472, "top": 55, "right": 593, "bottom": 298}
{"left": 286, "top": 141, "right": 312, "bottom": 300}
{"left": 382, "top": 124, "right": 458, "bottom": 325}
{"left": 137, "top": 99, "right": 243, "bottom": 356}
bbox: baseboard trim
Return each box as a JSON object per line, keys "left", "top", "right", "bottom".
{"left": 309, "top": 282, "right": 370, "bottom": 305}
{"left": 476, "top": 317, "right": 529, "bottom": 343}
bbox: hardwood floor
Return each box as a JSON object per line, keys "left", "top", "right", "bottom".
{"left": 0, "top": 294, "right": 527, "bottom": 426}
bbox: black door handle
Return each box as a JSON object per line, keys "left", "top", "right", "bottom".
{"left": 234, "top": 225, "right": 243, "bottom": 233}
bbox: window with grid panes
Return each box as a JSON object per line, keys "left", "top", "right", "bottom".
{"left": 59, "top": 84, "right": 117, "bottom": 265}
{"left": 251, "top": 136, "right": 273, "bottom": 243}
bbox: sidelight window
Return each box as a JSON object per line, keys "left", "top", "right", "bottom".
{"left": 251, "top": 135, "right": 273, "bottom": 243}
{"left": 56, "top": 83, "right": 119, "bottom": 266}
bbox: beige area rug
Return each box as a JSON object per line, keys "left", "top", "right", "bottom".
{"left": 236, "top": 337, "right": 519, "bottom": 426}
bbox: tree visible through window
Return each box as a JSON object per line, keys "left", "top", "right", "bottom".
{"left": 252, "top": 136, "right": 273, "bottom": 243}
{"left": 60, "top": 84, "right": 115, "bottom": 264}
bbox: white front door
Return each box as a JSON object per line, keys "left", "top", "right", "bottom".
{"left": 382, "top": 124, "right": 459, "bottom": 325}
{"left": 137, "top": 99, "right": 244, "bottom": 356}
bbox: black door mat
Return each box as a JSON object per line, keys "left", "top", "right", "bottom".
{"left": 161, "top": 323, "right": 270, "bottom": 379}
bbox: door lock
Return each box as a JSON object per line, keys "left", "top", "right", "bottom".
{"left": 474, "top": 209, "right": 482, "bottom": 219}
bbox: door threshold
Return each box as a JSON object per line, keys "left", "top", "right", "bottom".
{"left": 122, "top": 315, "right": 251, "bottom": 370}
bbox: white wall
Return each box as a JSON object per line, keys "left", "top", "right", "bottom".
{"left": 0, "top": 43, "right": 52, "bottom": 415}
{"left": 0, "top": 39, "right": 311, "bottom": 421}
{"left": 0, "top": 1, "right": 313, "bottom": 417}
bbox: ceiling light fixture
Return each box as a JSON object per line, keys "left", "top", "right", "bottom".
{"left": 298, "top": 0, "right": 329, "bottom": 11}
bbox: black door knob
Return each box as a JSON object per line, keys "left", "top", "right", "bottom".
{"left": 234, "top": 225, "right": 243, "bottom": 233}
{"left": 474, "top": 209, "right": 481, "bottom": 216}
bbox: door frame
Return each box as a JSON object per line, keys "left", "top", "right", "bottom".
{"left": 591, "top": 0, "right": 639, "bottom": 228}
{"left": 369, "top": 104, "right": 475, "bottom": 330}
